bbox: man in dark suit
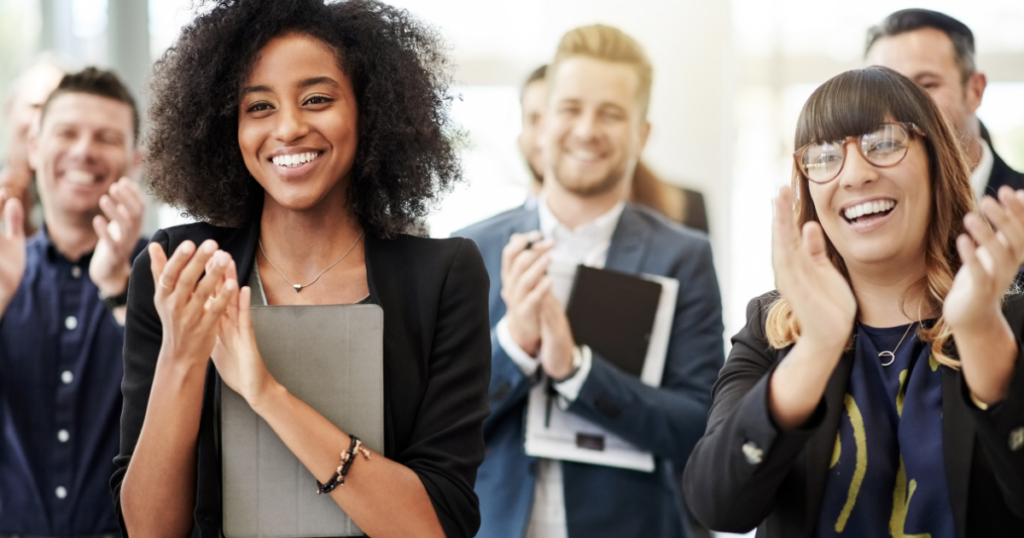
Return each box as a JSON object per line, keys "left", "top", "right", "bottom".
{"left": 866, "top": 9, "right": 1024, "bottom": 199}
{"left": 455, "top": 24, "right": 724, "bottom": 538}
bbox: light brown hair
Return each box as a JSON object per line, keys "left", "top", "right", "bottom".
{"left": 550, "top": 24, "right": 653, "bottom": 118}
{"left": 766, "top": 66, "right": 976, "bottom": 367}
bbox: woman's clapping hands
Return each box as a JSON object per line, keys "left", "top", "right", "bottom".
{"left": 149, "top": 240, "right": 237, "bottom": 367}
{"left": 772, "top": 185, "right": 857, "bottom": 352}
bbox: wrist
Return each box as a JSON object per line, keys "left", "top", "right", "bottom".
{"left": 248, "top": 378, "right": 287, "bottom": 414}
{"left": 93, "top": 263, "right": 131, "bottom": 297}
{"left": 508, "top": 319, "right": 540, "bottom": 356}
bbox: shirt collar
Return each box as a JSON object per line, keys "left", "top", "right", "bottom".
{"left": 971, "top": 140, "right": 995, "bottom": 200}
{"left": 537, "top": 193, "right": 625, "bottom": 243}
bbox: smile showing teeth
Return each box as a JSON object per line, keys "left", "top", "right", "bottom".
{"left": 271, "top": 152, "right": 320, "bottom": 168}
{"left": 844, "top": 199, "right": 896, "bottom": 222}
{"left": 65, "top": 170, "right": 95, "bottom": 185}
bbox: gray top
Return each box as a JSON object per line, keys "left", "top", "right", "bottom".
{"left": 220, "top": 265, "right": 383, "bottom": 538}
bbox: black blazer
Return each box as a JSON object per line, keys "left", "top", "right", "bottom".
{"left": 682, "top": 292, "right": 1024, "bottom": 538}
{"left": 109, "top": 221, "right": 492, "bottom": 538}
{"left": 986, "top": 149, "right": 1024, "bottom": 196}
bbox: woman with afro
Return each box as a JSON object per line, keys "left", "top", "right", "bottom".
{"left": 110, "top": 1, "right": 490, "bottom": 537}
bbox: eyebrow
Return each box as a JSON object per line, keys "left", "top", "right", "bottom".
{"left": 241, "top": 77, "right": 339, "bottom": 96}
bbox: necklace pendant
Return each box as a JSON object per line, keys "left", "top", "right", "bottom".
{"left": 293, "top": 284, "right": 302, "bottom": 292}
{"left": 879, "top": 351, "right": 895, "bottom": 367}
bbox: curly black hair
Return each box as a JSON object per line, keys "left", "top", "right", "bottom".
{"left": 146, "top": 0, "right": 460, "bottom": 237}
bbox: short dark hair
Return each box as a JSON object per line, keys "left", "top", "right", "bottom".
{"left": 145, "top": 0, "right": 462, "bottom": 237}
{"left": 520, "top": 64, "right": 547, "bottom": 100}
{"left": 41, "top": 67, "right": 140, "bottom": 143}
{"left": 866, "top": 9, "right": 976, "bottom": 83}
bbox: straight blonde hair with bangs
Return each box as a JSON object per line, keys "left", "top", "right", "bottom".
{"left": 765, "top": 67, "right": 977, "bottom": 368}
{"left": 550, "top": 24, "right": 653, "bottom": 118}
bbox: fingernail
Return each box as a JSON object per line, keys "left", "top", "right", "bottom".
{"left": 203, "top": 241, "right": 217, "bottom": 253}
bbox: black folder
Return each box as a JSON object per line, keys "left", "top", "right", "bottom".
{"left": 565, "top": 265, "right": 663, "bottom": 377}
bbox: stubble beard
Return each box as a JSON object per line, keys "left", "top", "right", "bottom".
{"left": 551, "top": 160, "right": 628, "bottom": 198}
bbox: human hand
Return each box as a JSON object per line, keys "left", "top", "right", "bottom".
{"left": 500, "top": 231, "right": 555, "bottom": 355}
{"left": 211, "top": 261, "right": 277, "bottom": 409}
{"left": 772, "top": 186, "right": 856, "bottom": 351}
{"left": 149, "top": 240, "right": 235, "bottom": 369}
{"left": 0, "top": 189, "right": 27, "bottom": 313}
{"left": 90, "top": 178, "right": 145, "bottom": 297}
{"left": 944, "top": 187, "right": 1024, "bottom": 332}
{"left": 538, "top": 290, "right": 576, "bottom": 380}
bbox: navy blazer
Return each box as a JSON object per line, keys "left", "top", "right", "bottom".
{"left": 683, "top": 292, "right": 1024, "bottom": 537}
{"left": 454, "top": 203, "right": 725, "bottom": 538}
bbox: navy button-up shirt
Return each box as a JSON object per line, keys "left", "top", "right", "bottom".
{"left": 0, "top": 227, "right": 145, "bottom": 535}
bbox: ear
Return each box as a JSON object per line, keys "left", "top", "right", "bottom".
{"left": 26, "top": 127, "right": 40, "bottom": 172}
{"left": 638, "top": 120, "right": 651, "bottom": 153}
{"left": 965, "top": 71, "right": 987, "bottom": 114}
{"left": 128, "top": 147, "right": 146, "bottom": 179}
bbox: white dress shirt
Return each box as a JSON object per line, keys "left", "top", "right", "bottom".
{"left": 971, "top": 140, "right": 995, "bottom": 201}
{"left": 495, "top": 195, "right": 625, "bottom": 538}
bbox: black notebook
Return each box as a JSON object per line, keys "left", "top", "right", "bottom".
{"left": 565, "top": 265, "right": 663, "bottom": 377}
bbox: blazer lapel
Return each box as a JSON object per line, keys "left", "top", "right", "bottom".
{"left": 225, "top": 219, "right": 261, "bottom": 285}
{"left": 805, "top": 348, "right": 855, "bottom": 533}
{"left": 941, "top": 366, "right": 973, "bottom": 538}
{"left": 604, "top": 204, "right": 652, "bottom": 274}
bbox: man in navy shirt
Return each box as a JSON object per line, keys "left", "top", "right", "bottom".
{"left": 0, "top": 67, "right": 146, "bottom": 536}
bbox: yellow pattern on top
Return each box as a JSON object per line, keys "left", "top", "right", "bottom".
{"left": 897, "top": 370, "right": 909, "bottom": 418}
{"left": 831, "top": 435, "right": 841, "bottom": 469}
{"left": 889, "top": 456, "right": 931, "bottom": 538}
{"left": 928, "top": 354, "right": 939, "bottom": 372}
{"left": 835, "top": 394, "right": 867, "bottom": 533}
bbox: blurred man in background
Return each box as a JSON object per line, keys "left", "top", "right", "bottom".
{"left": 0, "top": 67, "right": 146, "bottom": 536}
{"left": 866, "top": 8, "right": 1024, "bottom": 198}
{"left": 518, "top": 64, "right": 709, "bottom": 232}
{"left": 1, "top": 54, "right": 67, "bottom": 236}
{"left": 458, "top": 25, "right": 723, "bottom": 538}
{"left": 520, "top": 64, "right": 548, "bottom": 198}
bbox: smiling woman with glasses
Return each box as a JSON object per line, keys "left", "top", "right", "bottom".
{"left": 683, "top": 66, "right": 1024, "bottom": 537}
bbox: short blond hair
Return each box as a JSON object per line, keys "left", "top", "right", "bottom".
{"left": 551, "top": 24, "right": 653, "bottom": 118}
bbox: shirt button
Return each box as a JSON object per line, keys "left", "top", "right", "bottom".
{"left": 742, "top": 440, "right": 764, "bottom": 465}
{"left": 1010, "top": 427, "right": 1024, "bottom": 452}
{"left": 71, "top": 265, "right": 82, "bottom": 278}
{"left": 58, "top": 429, "right": 70, "bottom": 443}
{"left": 55, "top": 486, "right": 67, "bottom": 499}
{"left": 65, "top": 316, "right": 78, "bottom": 330}
{"left": 61, "top": 370, "right": 74, "bottom": 384}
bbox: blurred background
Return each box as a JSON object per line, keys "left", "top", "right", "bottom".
{"left": 2, "top": 0, "right": 1024, "bottom": 390}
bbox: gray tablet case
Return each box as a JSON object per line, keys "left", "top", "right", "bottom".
{"left": 220, "top": 303, "right": 384, "bottom": 538}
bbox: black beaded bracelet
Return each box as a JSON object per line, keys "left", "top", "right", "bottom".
{"left": 316, "top": 436, "right": 359, "bottom": 495}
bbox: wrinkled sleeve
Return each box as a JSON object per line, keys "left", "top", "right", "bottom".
{"left": 398, "top": 238, "right": 492, "bottom": 538}
{"left": 109, "top": 230, "right": 169, "bottom": 535}
{"left": 682, "top": 294, "right": 826, "bottom": 533}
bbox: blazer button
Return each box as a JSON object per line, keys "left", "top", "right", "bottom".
{"left": 1010, "top": 427, "right": 1024, "bottom": 452}
{"left": 742, "top": 440, "right": 764, "bottom": 465}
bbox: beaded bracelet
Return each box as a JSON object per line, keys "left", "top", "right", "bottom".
{"left": 316, "top": 435, "right": 373, "bottom": 495}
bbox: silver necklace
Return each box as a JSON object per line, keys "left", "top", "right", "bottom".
{"left": 258, "top": 231, "right": 364, "bottom": 292}
{"left": 879, "top": 321, "right": 916, "bottom": 367}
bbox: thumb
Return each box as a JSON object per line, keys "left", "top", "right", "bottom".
{"left": 148, "top": 242, "right": 168, "bottom": 285}
{"left": 802, "top": 221, "right": 830, "bottom": 261}
{"left": 3, "top": 196, "right": 25, "bottom": 240}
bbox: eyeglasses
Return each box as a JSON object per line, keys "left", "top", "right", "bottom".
{"left": 793, "top": 122, "right": 926, "bottom": 184}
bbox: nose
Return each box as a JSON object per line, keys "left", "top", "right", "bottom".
{"left": 67, "top": 133, "right": 98, "bottom": 162}
{"left": 273, "top": 103, "right": 309, "bottom": 142}
{"left": 571, "top": 109, "right": 599, "bottom": 142}
{"left": 837, "top": 139, "right": 878, "bottom": 189}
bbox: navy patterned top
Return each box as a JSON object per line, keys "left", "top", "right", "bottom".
{"left": 815, "top": 322, "right": 954, "bottom": 538}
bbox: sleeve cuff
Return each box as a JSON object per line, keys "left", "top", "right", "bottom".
{"left": 554, "top": 345, "right": 592, "bottom": 403}
{"left": 496, "top": 316, "right": 540, "bottom": 377}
